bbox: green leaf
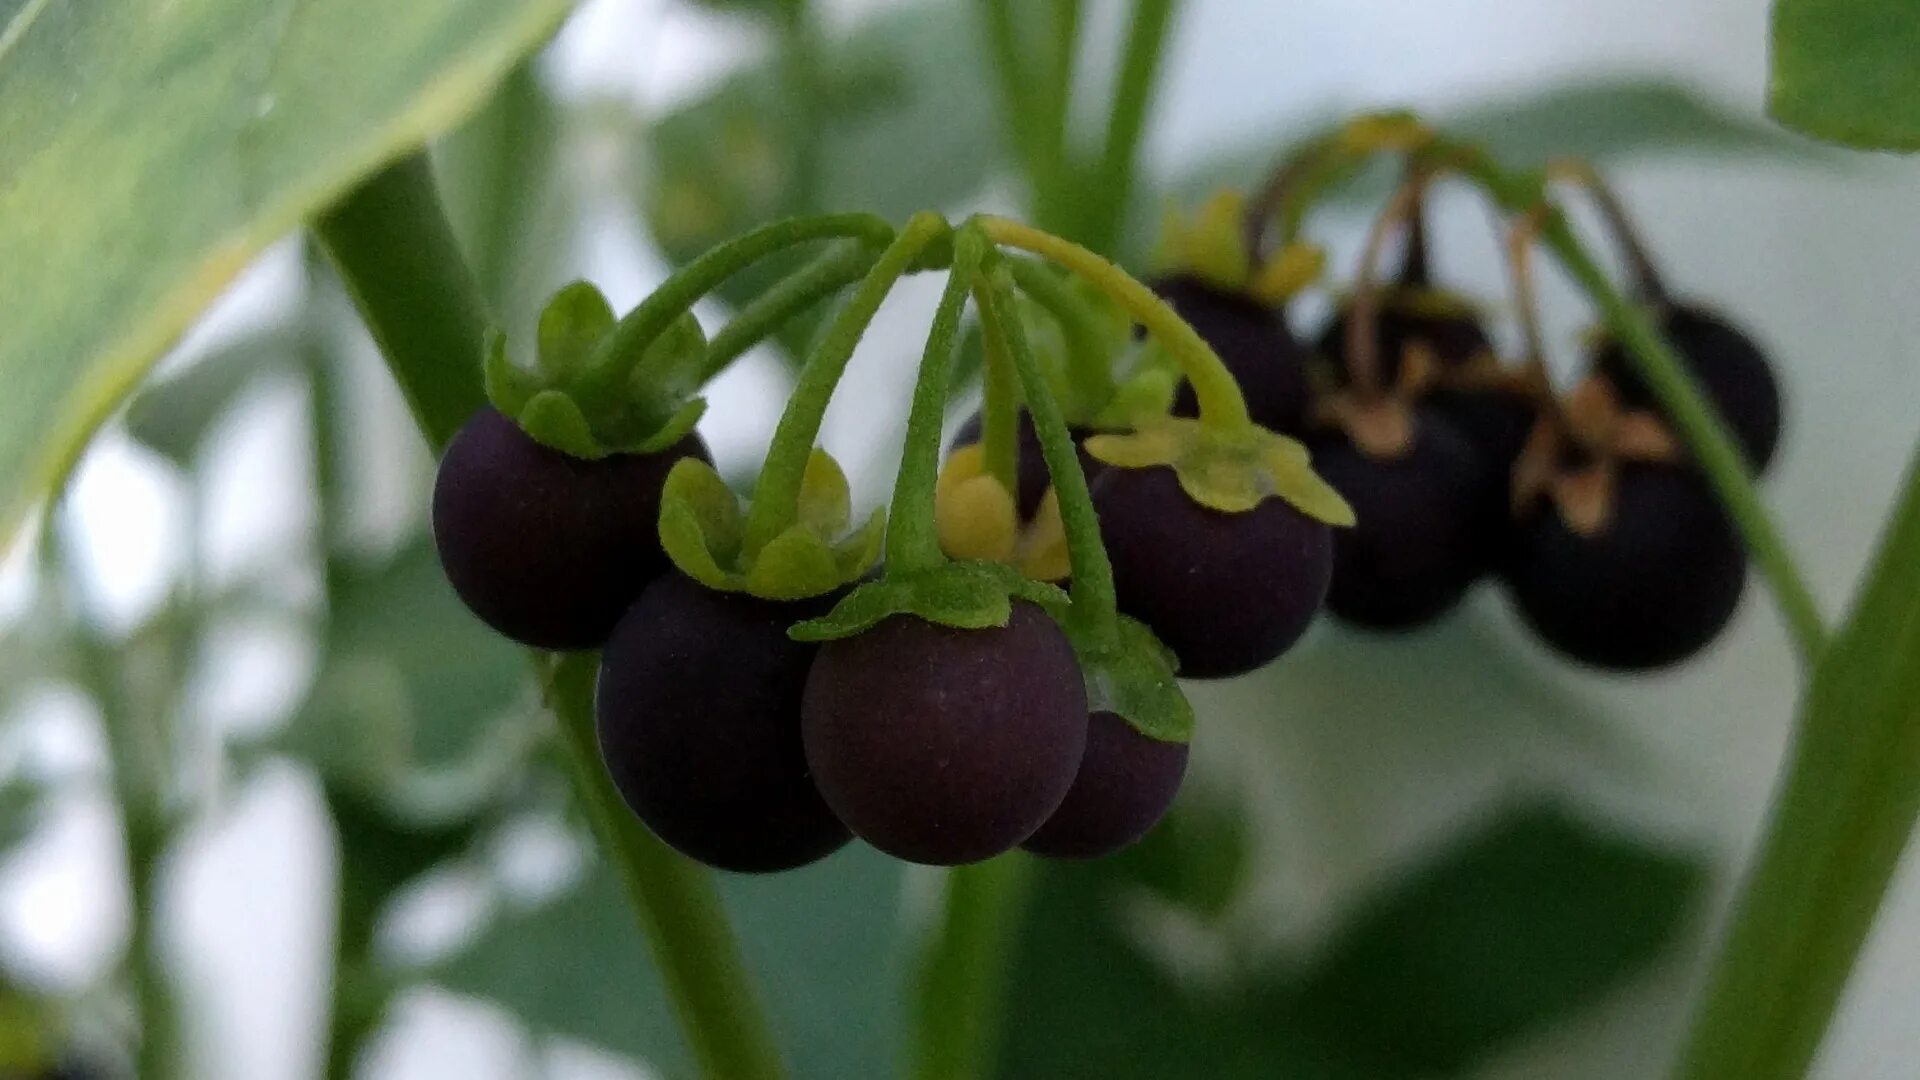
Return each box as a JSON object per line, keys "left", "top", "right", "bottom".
{"left": 434, "top": 60, "right": 568, "bottom": 311}
{"left": 1674, "top": 446, "right": 1920, "bottom": 1079}
{"left": 1770, "top": 0, "right": 1920, "bottom": 151}
{"left": 1292, "top": 802, "right": 1704, "bottom": 1074}
{"left": 435, "top": 845, "right": 907, "bottom": 1078}
{"left": 123, "top": 327, "right": 299, "bottom": 467}
{"left": 0, "top": 0, "right": 578, "bottom": 546}
{"left": 326, "top": 777, "right": 487, "bottom": 957}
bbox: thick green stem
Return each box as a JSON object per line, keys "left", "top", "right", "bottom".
{"left": 978, "top": 0, "right": 1044, "bottom": 194}
{"left": 701, "top": 242, "right": 876, "bottom": 384}
{"left": 1030, "top": 0, "right": 1082, "bottom": 237}
{"left": 313, "top": 154, "right": 492, "bottom": 446}
{"left": 1005, "top": 257, "right": 1113, "bottom": 422}
{"left": 1084, "top": 0, "right": 1179, "bottom": 254}
{"left": 977, "top": 256, "right": 1119, "bottom": 641}
{"left": 742, "top": 213, "right": 948, "bottom": 555}
{"left": 775, "top": 0, "right": 827, "bottom": 213}
{"left": 580, "top": 213, "right": 895, "bottom": 418}
{"left": 545, "top": 655, "right": 787, "bottom": 1080}
{"left": 979, "top": 216, "right": 1251, "bottom": 431}
{"left": 888, "top": 233, "right": 986, "bottom": 573}
{"left": 908, "top": 855, "right": 1033, "bottom": 1080}
{"left": 314, "top": 155, "right": 787, "bottom": 1080}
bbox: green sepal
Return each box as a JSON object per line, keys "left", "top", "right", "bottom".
{"left": 536, "top": 281, "right": 616, "bottom": 381}
{"left": 516, "top": 389, "right": 604, "bottom": 459}
{"left": 482, "top": 328, "right": 541, "bottom": 417}
{"left": 659, "top": 452, "right": 883, "bottom": 600}
{"left": 632, "top": 396, "right": 708, "bottom": 453}
{"left": 1066, "top": 614, "right": 1194, "bottom": 744}
{"left": 1084, "top": 415, "right": 1356, "bottom": 525}
{"left": 1094, "top": 365, "right": 1179, "bottom": 430}
{"left": 789, "top": 560, "right": 1068, "bottom": 642}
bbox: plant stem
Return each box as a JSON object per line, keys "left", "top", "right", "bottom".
{"left": 313, "top": 153, "right": 492, "bottom": 448}
{"left": 1084, "top": 0, "right": 1179, "bottom": 255}
{"left": 979, "top": 216, "right": 1251, "bottom": 431}
{"left": 314, "top": 153, "right": 787, "bottom": 1080}
{"left": 908, "top": 855, "right": 1033, "bottom": 1080}
{"left": 544, "top": 654, "right": 787, "bottom": 1080}
{"left": 701, "top": 242, "right": 876, "bottom": 384}
{"left": 1672, "top": 442, "right": 1920, "bottom": 1080}
{"left": 1004, "top": 257, "right": 1113, "bottom": 422}
{"left": 1029, "top": 0, "right": 1082, "bottom": 238}
{"left": 887, "top": 231, "right": 985, "bottom": 573}
{"left": 977, "top": 297, "right": 1022, "bottom": 499}
{"left": 978, "top": 0, "right": 1043, "bottom": 194}
{"left": 775, "top": 0, "right": 827, "bottom": 213}
{"left": 978, "top": 256, "right": 1119, "bottom": 641}
{"left": 741, "top": 212, "right": 948, "bottom": 555}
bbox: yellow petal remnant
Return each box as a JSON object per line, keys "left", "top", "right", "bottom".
{"left": 1085, "top": 415, "right": 1354, "bottom": 525}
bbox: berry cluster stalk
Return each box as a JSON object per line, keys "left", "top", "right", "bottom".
{"left": 700, "top": 241, "right": 878, "bottom": 382}
{"left": 314, "top": 153, "right": 789, "bottom": 1080}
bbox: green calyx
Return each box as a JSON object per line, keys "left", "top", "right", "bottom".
{"left": 659, "top": 451, "right": 884, "bottom": 601}
{"left": 484, "top": 281, "right": 707, "bottom": 459}
{"left": 1158, "top": 188, "right": 1327, "bottom": 305}
{"left": 1085, "top": 414, "right": 1356, "bottom": 524}
{"left": 1065, "top": 610, "right": 1193, "bottom": 743}
{"left": 788, "top": 559, "right": 1068, "bottom": 642}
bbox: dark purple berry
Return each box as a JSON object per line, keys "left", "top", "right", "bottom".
{"left": 1022, "top": 711, "right": 1189, "bottom": 859}
{"left": 801, "top": 602, "right": 1088, "bottom": 865}
{"left": 1503, "top": 465, "right": 1747, "bottom": 671}
{"left": 1311, "top": 412, "right": 1495, "bottom": 631}
{"left": 1093, "top": 465, "right": 1332, "bottom": 679}
{"left": 596, "top": 574, "right": 850, "bottom": 873}
{"left": 1149, "top": 275, "right": 1312, "bottom": 436}
{"left": 1316, "top": 302, "right": 1493, "bottom": 389}
{"left": 1592, "top": 303, "right": 1781, "bottom": 472}
{"left": 1431, "top": 386, "right": 1540, "bottom": 483}
{"left": 431, "top": 408, "right": 710, "bottom": 649}
{"left": 951, "top": 410, "right": 1102, "bottom": 520}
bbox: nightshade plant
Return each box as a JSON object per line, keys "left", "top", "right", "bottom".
{"left": 4, "top": 2, "right": 1920, "bottom": 1079}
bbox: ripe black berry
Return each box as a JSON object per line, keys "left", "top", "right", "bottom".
{"left": 596, "top": 573, "right": 850, "bottom": 873}
{"left": 951, "top": 409, "right": 1101, "bottom": 520}
{"left": 1310, "top": 411, "right": 1495, "bottom": 631}
{"left": 431, "top": 408, "right": 710, "bottom": 649}
{"left": 1316, "top": 302, "right": 1492, "bottom": 387}
{"left": 1149, "top": 275, "right": 1312, "bottom": 436}
{"left": 801, "top": 601, "right": 1088, "bottom": 865}
{"left": 1591, "top": 303, "right": 1782, "bottom": 472}
{"left": 1503, "top": 465, "right": 1748, "bottom": 670}
{"left": 1022, "top": 711, "right": 1188, "bottom": 859}
{"left": 1093, "top": 465, "right": 1332, "bottom": 679}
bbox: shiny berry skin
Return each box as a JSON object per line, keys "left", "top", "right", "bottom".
{"left": 1093, "top": 465, "right": 1333, "bottom": 679}
{"left": 1592, "top": 303, "right": 1782, "bottom": 472}
{"left": 596, "top": 574, "right": 851, "bottom": 873}
{"left": 951, "top": 410, "right": 1101, "bottom": 520}
{"left": 1503, "top": 465, "right": 1748, "bottom": 670}
{"left": 1311, "top": 412, "right": 1495, "bottom": 631}
{"left": 431, "top": 408, "right": 710, "bottom": 650}
{"left": 1022, "top": 711, "right": 1189, "bottom": 859}
{"left": 1150, "top": 275, "right": 1312, "bottom": 436}
{"left": 801, "top": 602, "right": 1088, "bottom": 865}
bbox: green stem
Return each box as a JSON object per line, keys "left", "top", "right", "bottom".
{"left": 1084, "top": 0, "right": 1179, "bottom": 254}
{"left": 314, "top": 155, "right": 787, "bottom": 1080}
{"left": 888, "top": 231, "right": 986, "bottom": 573}
{"left": 742, "top": 213, "right": 949, "bottom": 555}
{"left": 977, "top": 300, "right": 1022, "bottom": 499}
{"left": 701, "top": 242, "right": 877, "bottom": 384}
{"left": 978, "top": 254, "right": 1119, "bottom": 640}
{"left": 1030, "top": 0, "right": 1082, "bottom": 238}
{"left": 775, "top": 0, "right": 827, "bottom": 213}
{"left": 979, "top": 0, "right": 1043, "bottom": 190}
{"left": 544, "top": 655, "right": 787, "bottom": 1080}
{"left": 1005, "top": 257, "right": 1113, "bottom": 423}
{"left": 979, "top": 216, "right": 1252, "bottom": 431}
{"left": 581, "top": 213, "right": 896, "bottom": 416}
{"left": 908, "top": 855, "right": 1034, "bottom": 1080}
{"left": 313, "top": 153, "right": 492, "bottom": 447}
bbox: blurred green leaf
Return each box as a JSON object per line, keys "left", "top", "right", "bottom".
{"left": 0, "top": 0, "right": 580, "bottom": 547}
{"left": 327, "top": 778, "right": 487, "bottom": 957}
{"left": 124, "top": 328, "right": 299, "bottom": 468}
{"left": 0, "top": 771, "right": 43, "bottom": 860}
{"left": 435, "top": 844, "right": 906, "bottom": 1078}
{"left": 1111, "top": 781, "right": 1252, "bottom": 923}
{"left": 1293, "top": 802, "right": 1703, "bottom": 1075}
{"left": 1674, "top": 446, "right": 1920, "bottom": 1080}
{"left": 1770, "top": 0, "right": 1920, "bottom": 151}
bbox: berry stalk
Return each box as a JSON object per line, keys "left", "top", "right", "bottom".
{"left": 1005, "top": 256, "right": 1113, "bottom": 422}
{"left": 908, "top": 853, "right": 1034, "bottom": 1080}
{"left": 887, "top": 228, "right": 987, "bottom": 573}
{"left": 1082, "top": 0, "right": 1181, "bottom": 255}
{"left": 741, "top": 212, "right": 949, "bottom": 556}
{"left": 978, "top": 215, "right": 1254, "bottom": 432}
{"left": 699, "top": 241, "right": 878, "bottom": 382}
{"left": 978, "top": 292, "right": 1024, "bottom": 500}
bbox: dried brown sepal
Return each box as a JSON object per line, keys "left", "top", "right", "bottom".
{"left": 1510, "top": 375, "right": 1684, "bottom": 535}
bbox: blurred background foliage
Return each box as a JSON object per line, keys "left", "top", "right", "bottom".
{"left": 0, "top": 0, "right": 1885, "bottom": 1077}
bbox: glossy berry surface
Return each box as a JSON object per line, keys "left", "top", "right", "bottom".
{"left": 801, "top": 601, "right": 1088, "bottom": 865}
{"left": 1592, "top": 303, "right": 1782, "bottom": 471}
{"left": 951, "top": 409, "right": 1100, "bottom": 520}
{"left": 1150, "top": 275, "right": 1312, "bottom": 436}
{"left": 1311, "top": 412, "right": 1495, "bottom": 631}
{"left": 1022, "top": 710, "right": 1189, "bottom": 860}
{"left": 1093, "top": 465, "right": 1333, "bottom": 679}
{"left": 1503, "top": 465, "right": 1748, "bottom": 670}
{"left": 596, "top": 573, "right": 850, "bottom": 873}
{"left": 432, "top": 407, "right": 710, "bottom": 650}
